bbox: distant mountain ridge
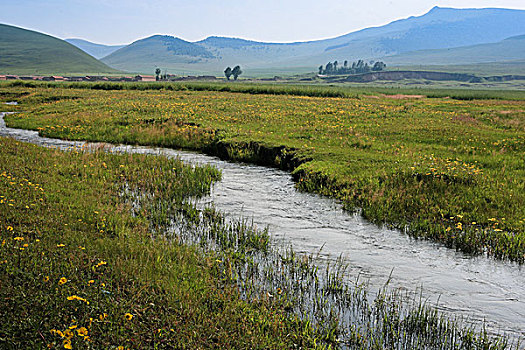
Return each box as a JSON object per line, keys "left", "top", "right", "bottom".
{"left": 65, "top": 38, "right": 125, "bottom": 59}
{"left": 385, "top": 34, "right": 525, "bottom": 66}
{"left": 99, "top": 6, "right": 525, "bottom": 75}
{"left": 0, "top": 24, "right": 118, "bottom": 75}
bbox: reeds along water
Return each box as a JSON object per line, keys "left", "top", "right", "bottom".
{"left": 155, "top": 199, "right": 516, "bottom": 349}
{"left": 118, "top": 163, "right": 517, "bottom": 350}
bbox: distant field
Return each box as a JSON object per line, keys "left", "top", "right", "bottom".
{"left": 388, "top": 61, "right": 525, "bottom": 76}
{"left": 337, "top": 78, "right": 525, "bottom": 91}
{"left": 1, "top": 82, "right": 524, "bottom": 262}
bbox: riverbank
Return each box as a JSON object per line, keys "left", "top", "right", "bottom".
{"left": 0, "top": 137, "right": 327, "bottom": 349}
{"left": 1, "top": 82, "right": 523, "bottom": 262}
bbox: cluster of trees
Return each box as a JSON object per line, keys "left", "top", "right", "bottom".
{"left": 155, "top": 68, "right": 172, "bottom": 81}
{"left": 224, "top": 66, "right": 243, "bottom": 80}
{"left": 318, "top": 60, "right": 386, "bottom": 75}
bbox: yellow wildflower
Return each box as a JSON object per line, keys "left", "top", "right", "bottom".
{"left": 88, "top": 280, "right": 94, "bottom": 285}
{"left": 76, "top": 327, "right": 88, "bottom": 337}
{"left": 99, "top": 313, "right": 107, "bottom": 321}
{"left": 14, "top": 237, "right": 24, "bottom": 241}
{"left": 124, "top": 313, "right": 133, "bottom": 321}
{"left": 67, "top": 295, "right": 89, "bottom": 305}
{"left": 43, "top": 276, "right": 50, "bottom": 282}
{"left": 57, "top": 244, "right": 65, "bottom": 247}
{"left": 94, "top": 260, "right": 107, "bottom": 268}
{"left": 59, "top": 277, "right": 68, "bottom": 285}
{"left": 50, "top": 329, "right": 63, "bottom": 337}
{"left": 64, "top": 329, "right": 73, "bottom": 339}
{"left": 7, "top": 226, "right": 13, "bottom": 231}
{"left": 63, "top": 339, "right": 72, "bottom": 349}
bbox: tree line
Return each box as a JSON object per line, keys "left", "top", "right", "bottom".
{"left": 224, "top": 66, "right": 243, "bottom": 80}
{"left": 318, "top": 60, "right": 386, "bottom": 75}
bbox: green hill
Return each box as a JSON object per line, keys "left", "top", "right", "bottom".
{"left": 0, "top": 23, "right": 118, "bottom": 75}
{"left": 102, "top": 35, "right": 216, "bottom": 74}
{"left": 384, "top": 35, "right": 525, "bottom": 66}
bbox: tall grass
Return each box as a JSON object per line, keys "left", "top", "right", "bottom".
{"left": 1, "top": 136, "right": 518, "bottom": 348}
{"left": 4, "top": 80, "right": 525, "bottom": 100}
{"left": 0, "top": 138, "right": 322, "bottom": 349}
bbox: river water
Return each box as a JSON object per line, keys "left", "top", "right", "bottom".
{"left": 1, "top": 110, "right": 523, "bottom": 339}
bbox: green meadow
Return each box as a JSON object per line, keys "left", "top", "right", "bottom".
{"left": 2, "top": 81, "right": 524, "bottom": 262}
{"left": 1, "top": 81, "right": 523, "bottom": 348}
{"left": 0, "top": 137, "right": 326, "bottom": 349}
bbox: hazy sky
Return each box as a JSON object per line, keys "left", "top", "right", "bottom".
{"left": 1, "top": 0, "right": 525, "bottom": 45}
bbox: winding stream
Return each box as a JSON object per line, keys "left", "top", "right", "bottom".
{"left": 1, "top": 110, "right": 523, "bottom": 339}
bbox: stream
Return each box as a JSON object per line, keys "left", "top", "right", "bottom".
{"left": 1, "top": 110, "right": 523, "bottom": 339}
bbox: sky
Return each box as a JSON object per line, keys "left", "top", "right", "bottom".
{"left": 1, "top": 0, "right": 525, "bottom": 45}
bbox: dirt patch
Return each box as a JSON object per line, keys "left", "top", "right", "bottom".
{"left": 381, "top": 94, "right": 425, "bottom": 99}
{"left": 499, "top": 110, "right": 524, "bottom": 115}
{"left": 452, "top": 115, "right": 479, "bottom": 125}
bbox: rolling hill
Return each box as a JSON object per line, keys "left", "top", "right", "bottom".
{"left": 0, "top": 24, "right": 118, "bottom": 75}
{"left": 384, "top": 35, "right": 525, "bottom": 66}
{"left": 65, "top": 38, "right": 125, "bottom": 59}
{"left": 101, "top": 7, "right": 525, "bottom": 75}
{"left": 102, "top": 35, "right": 217, "bottom": 74}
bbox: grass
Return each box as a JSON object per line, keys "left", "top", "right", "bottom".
{"left": 1, "top": 85, "right": 522, "bottom": 348}
{"left": 2, "top": 82, "right": 523, "bottom": 263}
{"left": 0, "top": 136, "right": 518, "bottom": 349}
{"left": 0, "top": 137, "right": 327, "bottom": 349}
{"left": 5, "top": 79, "right": 525, "bottom": 100}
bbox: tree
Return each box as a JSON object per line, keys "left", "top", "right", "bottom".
{"left": 232, "top": 65, "right": 242, "bottom": 80}
{"left": 224, "top": 67, "right": 232, "bottom": 80}
{"left": 372, "top": 61, "right": 386, "bottom": 71}
{"left": 325, "top": 62, "right": 333, "bottom": 75}
{"left": 155, "top": 68, "right": 161, "bottom": 81}
{"left": 318, "top": 65, "right": 324, "bottom": 75}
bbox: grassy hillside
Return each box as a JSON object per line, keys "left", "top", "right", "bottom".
{"left": 385, "top": 35, "right": 525, "bottom": 66}
{"left": 0, "top": 24, "right": 118, "bottom": 75}
{"left": 65, "top": 38, "right": 125, "bottom": 59}
{"left": 102, "top": 35, "right": 218, "bottom": 75}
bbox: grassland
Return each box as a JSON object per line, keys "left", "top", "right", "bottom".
{"left": 1, "top": 81, "right": 524, "bottom": 264}
{"left": 1, "top": 83, "right": 522, "bottom": 348}
{"left": 0, "top": 137, "right": 330, "bottom": 349}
